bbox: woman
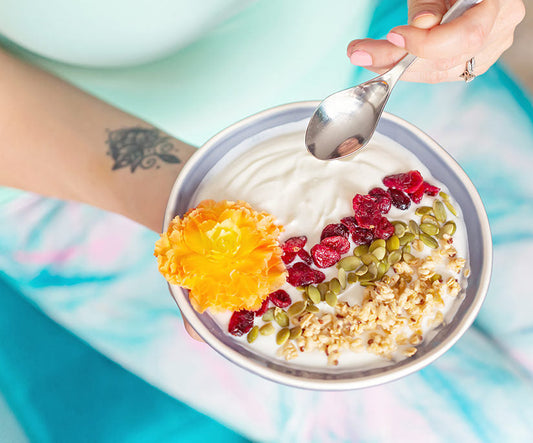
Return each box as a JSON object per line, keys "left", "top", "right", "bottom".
{"left": 1, "top": 0, "right": 530, "bottom": 441}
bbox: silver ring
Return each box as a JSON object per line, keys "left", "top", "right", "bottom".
{"left": 460, "top": 57, "right": 476, "bottom": 83}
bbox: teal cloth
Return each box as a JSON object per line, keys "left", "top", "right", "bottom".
{"left": 1, "top": 0, "right": 533, "bottom": 441}
{"left": 0, "top": 275, "right": 249, "bottom": 443}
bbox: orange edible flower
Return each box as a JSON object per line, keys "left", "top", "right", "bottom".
{"left": 154, "top": 200, "right": 287, "bottom": 313}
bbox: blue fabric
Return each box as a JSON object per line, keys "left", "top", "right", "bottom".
{"left": 1, "top": 0, "right": 533, "bottom": 441}
{"left": 0, "top": 275, "right": 249, "bottom": 443}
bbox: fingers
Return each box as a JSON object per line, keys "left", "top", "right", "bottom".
{"left": 347, "top": 0, "right": 524, "bottom": 83}
{"left": 407, "top": 0, "right": 447, "bottom": 29}
{"left": 184, "top": 318, "right": 204, "bottom": 342}
{"left": 348, "top": 39, "right": 407, "bottom": 70}
{"left": 348, "top": 35, "right": 507, "bottom": 83}
{"left": 386, "top": 0, "right": 499, "bottom": 60}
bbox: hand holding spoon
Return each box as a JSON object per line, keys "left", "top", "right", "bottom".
{"left": 305, "top": 0, "right": 482, "bottom": 160}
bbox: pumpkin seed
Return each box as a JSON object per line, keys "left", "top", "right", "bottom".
{"left": 403, "top": 244, "right": 412, "bottom": 254}
{"left": 403, "top": 252, "right": 417, "bottom": 264}
{"left": 262, "top": 308, "right": 275, "bottom": 322}
{"left": 296, "top": 286, "right": 306, "bottom": 292}
{"left": 393, "top": 221, "right": 407, "bottom": 237}
{"left": 355, "top": 264, "right": 368, "bottom": 276}
{"left": 325, "top": 291, "right": 338, "bottom": 307}
{"left": 347, "top": 272, "right": 358, "bottom": 284}
{"left": 306, "top": 304, "right": 319, "bottom": 313}
{"left": 338, "top": 256, "right": 361, "bottom": 271}
{"left": 307, "top": 285, "right": 321, "bottom": 304}
{"left": 274, "top": 310, "right": 289, "bottom": 328}
{"left": 317, "top": 282, "right": 329, "bottom": 298}
{"left": 433, "top": 200, "right": 447, "bottom": 222}
{"left": 420, "top": 223, "right": 439, "bottom": 236}
{"left": 415, "top": 206, "right": 433, "bottom": 216}
{"left": 441, "top": 220, "right": 457, "bottom": 236}
{"left": 367, "top": 262, "right": 378, "bottom": 278}
{"left": 399, "top": 232, "right": 416, "bottom": 245}
{"left": 353, "top": 244, "right": 369, "bottom": 257}
{"left": 359, "top": 281, "right": 376, "bottom": 287}
{"left": 372, "top": 246, "right": 386, "bottom": 261}
{"left": 376, "top": 261, "right": 388, "bottom": 280}
{"left": 387, "top": 249, "right": 402, "bottom": 265}
{"left": 276, "top": 328, "right": 290, "bottom": 345}
{"left": 259, "top": 323, "right": 275, "bottom": 336}
{"left": 443, "top": 199, "right": 458, "bottom": 216}
{"left": 420, "top": 232, "right": 439, "bottom": 249}
{"left": 408, "top": 220, "right": 420, "bottom": 235}
{"left": 369, "top": 239, "right": 386, "bottom": 253}
{"left": 247, "top": 326, "right": 259, "bottom": 343}
{"left": 338, "top": 268, "right": 347, "bottom": 290}
{"left": 421, "top": 214, "right": 439, "bottom": 226}
{"left": 439, "top": 191, "right": 450, "bottom": 200}
{"left": 289, "top": 326, "right": 302, "bottom": 340}
{"left": 362, "top": 253, "right": 379, "bottom": 265}
{"left": 358, "top": 272, "right": 374, "bottom": 283}
{"left": 287, "top": 301, "right": 306, "bottom": 317}
{"left": 386, "top": 235, "right": 400, "bottom": 251}
{"left": 329, "top": 278, "right": 341, "bottom": 295}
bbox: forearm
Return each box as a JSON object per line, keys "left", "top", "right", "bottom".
{"left": 0, "top": 47, "right": 196, "bottom": 232}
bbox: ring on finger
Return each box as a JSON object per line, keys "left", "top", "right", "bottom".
{"left": 460, "top": 57, "right": 476, "bottom": 83}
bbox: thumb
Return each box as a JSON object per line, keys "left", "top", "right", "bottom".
{"left": 408, "top": 0, "right": 447, "bottom": 29}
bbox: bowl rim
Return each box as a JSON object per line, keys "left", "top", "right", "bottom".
{"left": 163, "top": 101, "right": 492, "bottom": 390}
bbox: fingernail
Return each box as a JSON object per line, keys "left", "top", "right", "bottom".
{"left": 411, "top": 11, "right": 439, "bottom": 29}
{"left": 349, "top": 50, "right": 373, "bottom": 66}
{"left": 387, "top": 32, "right": 405, "bottom": 48}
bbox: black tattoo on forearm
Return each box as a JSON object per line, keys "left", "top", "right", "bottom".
{"left": 106, "top": 127, "right": 180, "bottom": 172}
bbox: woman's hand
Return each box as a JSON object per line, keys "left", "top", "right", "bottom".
{"left": 347, "top": 0, "right": 525, "bottom": 83}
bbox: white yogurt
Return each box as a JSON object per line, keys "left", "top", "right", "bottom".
{"left": 193, "top": 128, "right": 468, "bottom": 369}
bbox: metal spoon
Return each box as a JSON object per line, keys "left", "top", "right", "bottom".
{"left": 305, "top": 0, "right": 482, "bottom": 160}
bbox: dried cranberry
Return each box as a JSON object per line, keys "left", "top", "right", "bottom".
{"left": 389, "top": 188, "right": 411, "bottom": 210}
{"left": 351, "top": 226, "right": 374, "bottom": 245}
{"left": 352, "top": 194, "right": 381, "bottom": 228}
{"left": 311, "top": 244, "right": 341, "bottom": 268}
{"left": 321, "top": 235, "right": 350, "bottom": 254}
{"left": 340, "top": 216, "right": 358, "bottom": 234}
{"left": 280, "top": 236, "right": 307, "bottom": 264}
{"left": 228, "top": 310, "right": 254, "bottom": 336}
{"left": 281, "top": 251, "right": 297, "bottom": 264}
{"left": 320, "top": 223, "right": 349, "bottom": 240}
{"left": 287, "top": 262, "right": 326, "bottom": 287}
{"left": 423, "top": 182, "right": 440, "bottom": 196}
{"left": 254, "top": 298, "right": 270, "bottom": 316}
{"left": 282, "top": 236, "right": 307, "bottom": 252}
{"left": 408, "top": 186, "right": 425, "bottom": 204}
{"left": 373, "top": 217, "right": 395, "bottom": 240}
{"left": 368, "top": 187, "right": 392, "bottom": 214}
{"left": 297, "top": 249, "right": 313, "bottom": 265}
{"left": 383, "top": 170, "right": 424, "bottom": 193}
{"left": 408, "top": 181, "right": 441, "bottom": 203}
{"left": 269, "top": 289, "right": 292, "bottom": 308}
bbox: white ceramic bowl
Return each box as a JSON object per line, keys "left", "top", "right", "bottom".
{"left": 163, "top": 101, "right": 492, "bottom": 390}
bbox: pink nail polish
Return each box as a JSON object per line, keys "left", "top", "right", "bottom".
{"left": 350, "top": 50, "right": 373, "bottom": 67}
{"left": 387, "top": 32, "right": 405, "bottom": 48}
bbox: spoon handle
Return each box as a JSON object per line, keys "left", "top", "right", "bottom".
{"left": 441, "top": 0, "right": 483, "bottom": 25}
{"left": 383, "top": 0, "right": 483, "bottom": 85}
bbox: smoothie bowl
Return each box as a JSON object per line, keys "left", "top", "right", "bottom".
{"left": 158, "top": 101, "right": 491, "bottom": 390}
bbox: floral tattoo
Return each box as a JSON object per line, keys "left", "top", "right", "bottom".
{"left": 106, "top": 127, "right": 180, "bottom": 172}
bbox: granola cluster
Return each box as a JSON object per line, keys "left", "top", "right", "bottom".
{"left": 278, "top": 234, "right": 466, "bottom": 365}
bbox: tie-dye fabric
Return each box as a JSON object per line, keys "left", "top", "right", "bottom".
{"left": 1, "top": 0, "right": 533, "bottom": 441}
